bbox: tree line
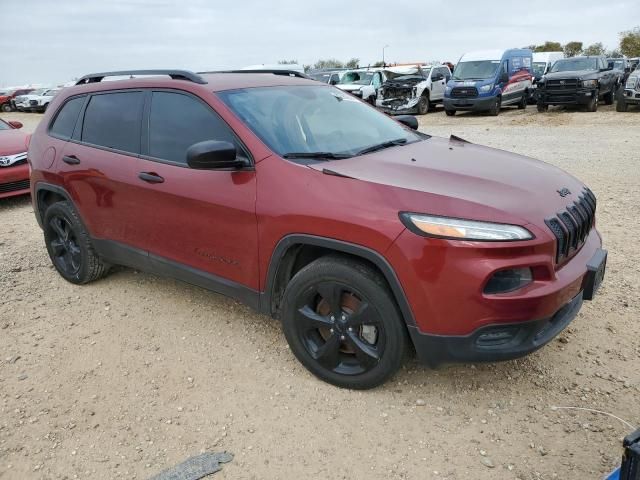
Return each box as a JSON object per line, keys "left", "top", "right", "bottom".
{"left": 280, "top": 26, "right": 640, "bottom": 73}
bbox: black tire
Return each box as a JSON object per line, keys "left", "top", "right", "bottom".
{"left": 616, "top": 97, "right": 628, "bottom": 112}
{"left": 445, "top": 109, "right": 456, "bottom": 116}
{"left": 0, "top": 103, "right": 11, "bottom": 113}
{"left": 43, "top": 201, "right": 110, "bottom": 284}
{"left": 518, "top": 91, "right": 527, "bottom": 109}
{"left": 280, "top": 255, "right": 409, "bottom": 389}
{"left": 417, "top": 94, "right": 429, "bottom": 115}
{"left": 488, "top": 96, "right": 501, "bottom": 116}
{"left": 586, "top": 90, "right": 598, "bottom": 112}
{"left": 42, "top": 103, "right": 49, "bottom": 113}
{"left": 604, "top": 86, "right": 615, "bottom": 105}
{"left": 537, "top": 103, "right": 549, "bottom": 112}
{"left": 367, "top": 95, "right": 376, "bottom": 106}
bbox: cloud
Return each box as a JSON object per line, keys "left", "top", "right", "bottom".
{"left": 1, "top": 0, "right": 638, "bottom": 86}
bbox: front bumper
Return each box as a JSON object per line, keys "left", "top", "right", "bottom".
{"left": 538, "top": 88, "right": 596, "bottom": 105}
{"left": 444, "top": 95, "right": 495, "bottom": 111}
{"left": 622, "top": 89, "right": 640, "bottom": 104}
{"left": 377, "top": 97, "right": 420, "bottom": 115}
{"left": 0, "top": 163, "right": 30, "bottom": 199}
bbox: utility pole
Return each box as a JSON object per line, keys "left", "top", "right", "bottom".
{"left": 382, "top": 45, "right": 389, "bottom": 66}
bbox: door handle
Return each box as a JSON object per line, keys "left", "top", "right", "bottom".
{"left": 62, "top": 155, "right": 80, "bottom": 165}
{"left": 138, "top": 172, "right": 165, "bottom": 184}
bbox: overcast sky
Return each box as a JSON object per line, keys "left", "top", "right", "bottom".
{"left": 2, "top": 0, "right": 639, "bottom": 86}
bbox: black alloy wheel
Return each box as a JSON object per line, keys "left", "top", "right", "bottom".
{"left": 47, "top": 215, "right": 82, "bottom": 277}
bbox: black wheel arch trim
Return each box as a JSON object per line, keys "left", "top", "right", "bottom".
{"left": 261, "top": 234, "right": 416, "bottom": 327}
{"left": 33, "top": 182, "right": 78, "bottom": 230}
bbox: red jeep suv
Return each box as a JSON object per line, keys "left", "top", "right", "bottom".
{"left": 28, "top": 70, "right": 606, "bottom": 389}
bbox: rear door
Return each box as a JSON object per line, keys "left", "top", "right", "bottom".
{"left": 131, "top": 89, "right": 259, "bottom": 290}
{"left": 58, "top": 90, "right": 145, "bottom": 249}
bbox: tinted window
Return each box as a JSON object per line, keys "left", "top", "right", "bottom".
{"left": 82, "top": 92, "right": 143, "bottom": 153}
{"left": 148, "top": 91, "right": 241, "bottom": 164}
{"left": 49, "top": 96, "right": 85, "bottom": 139}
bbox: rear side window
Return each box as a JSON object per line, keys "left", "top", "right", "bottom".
{"left": 49, "top": 96, "right": 85, "bottom": 140}
{"left": 147, "top": 91, "right": 242, "bottom": 164}
{"left": 82, "top": 91, "right": 143, "bottom": 154}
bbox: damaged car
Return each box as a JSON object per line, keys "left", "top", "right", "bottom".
{"left": 336, "top": 69, "right": 384, "bottom": 104}
{"left": 377, "top": 65, "right": 451, "bottom": 115}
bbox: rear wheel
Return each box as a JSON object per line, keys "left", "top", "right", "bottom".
{"left": 445, "top": 109, "right": 456, "bottom": 116}
{"left": 0, "top": 103, "right": 11, "bottom": 112}
{"left": 417, "top": 94, "right": 429, "bottom": 115}
{"left": 616, "top": 96, "right": 628, "bottom": 112}
{"left": 43, "top": 201, "right": 110, "bottom": 284}
{"left": 281, "top": 256, "right": 409, "bottom": 389}
{"left": 604, "top": 86, "right": 615, "bottom": 105}
{"left": 586, "top": 90, "right": 599, "bottom": 112}
{"left": 518, "top": 91, "right": 528, "bottom": 109}
{"left": 488, "top": 96, "right": 501, "bottom": 116}
{"left": 537, "top": 102, "right": 549, "bottom": 112}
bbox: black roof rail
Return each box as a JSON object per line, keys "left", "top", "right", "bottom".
{"left": 75, "top": 70, "right": 207, "bottom": 85}
{"left": 198, "top": 69, "right": 311, "bottom": 79}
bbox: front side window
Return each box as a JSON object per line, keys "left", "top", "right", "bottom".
{"left": 49, "top": 96, "right": 85, "bottom": 139}
{"left": 147, "top": 91, "right": 242, "bottom": 164}
{"left": 82, "top": 91, "right": 143, "bottom": 153}
{"left": 219, "top": 85, "right": 424, "bottom": 158}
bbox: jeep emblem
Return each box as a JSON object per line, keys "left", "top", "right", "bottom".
{"left": 557, "top": 187, "right": 571, "bottom": 197}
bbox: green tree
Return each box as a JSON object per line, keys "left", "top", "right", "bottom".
{"left": 313, "top": 58, "right": 345, "bottom": 70}
{"left": 345, "top": 58, "right": 360, "bottom": 68}
{"left": 606, "top": 49, "right": 622, "bottom": 58}
{"left": 563, "top": 41, "right": 583, "bottom": 57}
{"left": 534, "top": 41, "right": 563, "bottom": 52}
{"left": 372, "top": 61, "right": 385, "bottom": 67}
{"left": 619, "top": 27, "right": 640, "bottom": 57}
{"left": 583, "top": 42, "right": 605, "bottom": 56}
{"left": 278, "top": 59, "right": 299, "bottom": 65}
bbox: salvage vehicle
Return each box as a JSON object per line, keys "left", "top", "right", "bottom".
{"left": 444, "top": 49, "right": 533, "bottom": 116}
{"left": 376, "top": 64, "right": 451, "bottom": 115}
{"left": 608, "top": 58, "right": 632, "bottom": 85}
{"left": 617, "top": 67, "right": 640, "bottom": 111}
{"left": 30, "top": 69, "right": 606, "bottom": 389}
{"left": 0, "top": 87, "right": 35, "bottom": 112}
{"left": 0, "top": 118, "right": 30, "bottom": 199}
{"left": 309, "top": 70, "right": 344, "bottom": 85}
{"left": 530, "top": 52, "right": 564, "bottom": 103}
{"left": 15, "top": 88, "right": 60, "bottom": 112}
{"left": 536, "top": 56, "right": 617, "bottom": 112}
{"left": 336, "top": 69, "right": 384, "bottom": 104}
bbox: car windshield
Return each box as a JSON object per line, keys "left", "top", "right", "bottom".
{"left": 30, "top": 88, "right": 47, "bottom": 96}
{"left": 550, "top": 58, "right": 598, "bottom": 72}
{"left": 338, "top": 72, "right": 374, "bottom": 85}
{"left": 612, "top": 60, "right": 624, "bottom": 69}
{"left": 532, "top": 62, "right": 547, "bottom": 77}
{"left": 219, "top": 85, "right": 424, "bottom": 159}
{"left": 310, "top": 73, "right": 332, "bottom": 83}
{"left": 452, "top": 60, "right": 500, "bottom": 80}
{"left": 0, "top": 120, "right": 10, "bottom": 130}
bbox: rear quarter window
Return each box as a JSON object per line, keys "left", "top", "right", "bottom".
{"left": 82, "top": 91, "right": 144, "bottom": 154}
{"left": 49, "top": 96, "right": 85, "bottom": 140}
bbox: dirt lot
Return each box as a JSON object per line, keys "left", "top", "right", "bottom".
{"left": 1, "top": 106, "right": 639, "bottom": 480}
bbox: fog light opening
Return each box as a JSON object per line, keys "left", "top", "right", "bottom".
{"left": 484, "top": 268, "right": 533, "bottom": 295}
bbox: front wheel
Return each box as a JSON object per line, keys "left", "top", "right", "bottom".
{"left": 281, "top": 256, "right": 409, "bottom": 389}
{"left": 518, "top": 91, "right": 528, "bottom": 109}
{"left": 417, "top": 94, "right": 429, "bottom": 115}
{"left": 445, "top": 109, "right": 456, "bottom": 116}
{"left": 0, "top": 103, "right": 11, "bottom": 112}
{"left": 537, "top": 103, "right": 549, "bottom": 112}
{"left": 488, "top": 96, "right": 501, "bottom": 116}
{"left": 616, "top": 97, "right": 628, "bottom": 112}
{"left": 586, "top": 90, "right": 599, "bottom": 112}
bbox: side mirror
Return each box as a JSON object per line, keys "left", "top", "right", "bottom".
{"left": 8, "top": 121, "right": 23, "bottom": 129}
{"left": 500, "top": 72, "right": 509, "bottom": 83}
{"left": 395, "top": 115, "right": 418, "bottom": 130}
{"left": 186, "top": 140, "right": 245, "bottom": 170}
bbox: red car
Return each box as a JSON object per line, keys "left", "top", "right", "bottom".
{"left": 0, "top": 118, "right": 30, "bottom": 198}
{"left": 28, "top": 70, "right": 606, "bottom": 389}
{"left": 0, "top": 88, "right": 34, "bottom": 112}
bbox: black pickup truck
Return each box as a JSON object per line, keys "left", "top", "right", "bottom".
{"left": 536, "top": 56, "right": 618, "bottom": 112}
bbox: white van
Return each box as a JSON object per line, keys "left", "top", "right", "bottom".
{"left": 532, "top": 52, "right": 564, "bottom": 81}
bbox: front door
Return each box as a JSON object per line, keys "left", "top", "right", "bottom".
{"left": 131, "top": 90, "right": 259, "bottom": 291}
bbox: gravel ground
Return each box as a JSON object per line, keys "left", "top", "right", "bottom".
{"left": 0, "top": 106, "right": 639, "bottom": 480}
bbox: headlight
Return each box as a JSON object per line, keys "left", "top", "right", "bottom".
{"left": 445, "top": 86, "right": 452, "bottom": 94}
{"left": 582, "top": 79, "right": 597, "bottom": 88}
{"left": 400, "top": 213, "right": 533, "bottom": 241}
{"left": 479, "top": 84, "right": 493, "bottom": 93}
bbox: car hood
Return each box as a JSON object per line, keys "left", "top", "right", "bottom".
{"left": 0, "top": 130, "right": 29, "bottom": 155}
{"left": 543, "top": 70, "right": 598, "bottom": 80}
{"left": 336, "top": 84, "right": 365, "bottom": 92}
{"left": 309, "top": 136, "right": 586, "bottom": 226}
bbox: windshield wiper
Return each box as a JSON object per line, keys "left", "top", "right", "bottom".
{"left": 356, "top": 138, "right": 408, "bottom": 156}
{"left": 283, "top": 152, "right": 352, "bottom": 160}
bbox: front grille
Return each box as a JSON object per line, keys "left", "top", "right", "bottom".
{"left": 545, "top": 188, "right": 596, "bottom": 263}
{"left": 0, "top": 179, "right": 30, "bottom": 194}
{"left": 451, "top": 87, "right": 478, "bottom": 98}
{"left": 29, "top": 100, "right": 38, "bottom": 106}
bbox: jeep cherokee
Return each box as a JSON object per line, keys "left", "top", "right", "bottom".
{"left": 28, "top": 70, "right": 607, "bottom": 389}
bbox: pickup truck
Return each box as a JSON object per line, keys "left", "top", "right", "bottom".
{"left": 0, "top": 88, "right": 35, "bottom": 112}
{"left": 617, "top": 65, "right": 640, "bottom": 112}
{"left": 536, "top": 56, "right": 618, "bottom": 112}
{"left": 14, "top": 88, "right": 60, "bottom": 112}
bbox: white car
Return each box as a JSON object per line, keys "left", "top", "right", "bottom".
{"left": 376, "top": 65, "right": 452, "bottom": 115}
{"left": 336, "top": 69, "right": 385, "bottom": 104}
{"left": 14, "top": 88, "right": 60, "bottom": 113}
